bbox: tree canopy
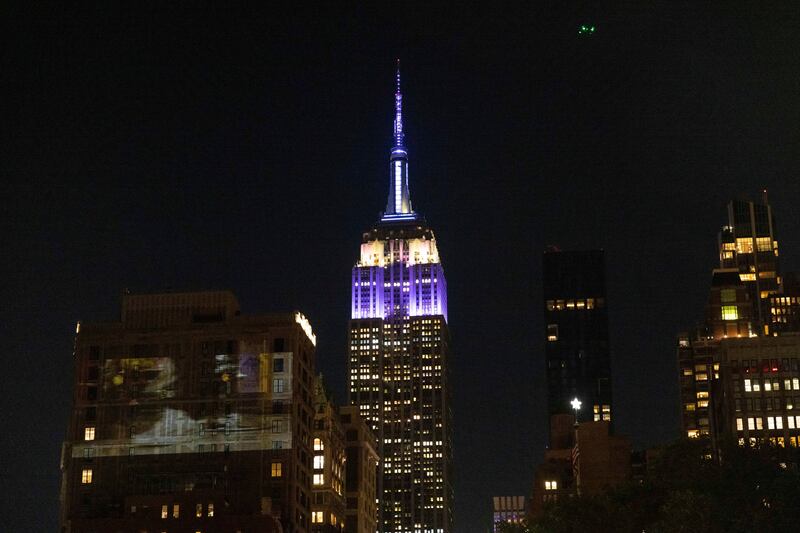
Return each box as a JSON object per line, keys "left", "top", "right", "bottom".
{"left": 495, "top": 438, "right": 800, "bottom": 533}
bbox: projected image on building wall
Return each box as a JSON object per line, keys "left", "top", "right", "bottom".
{"left": 83, "top": 349, "right": 292, "bottom": 458}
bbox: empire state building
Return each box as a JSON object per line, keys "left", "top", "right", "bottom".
{"left": 347, "top": 63, "right": 453, "bottom": 533}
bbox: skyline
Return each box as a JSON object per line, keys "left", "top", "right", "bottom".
{"left": 5, "top": 4, "right": 800, "bottom": 531}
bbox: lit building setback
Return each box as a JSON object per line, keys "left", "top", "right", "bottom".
{"left": 347, "top": 62, "right": 453, "bottom": 533}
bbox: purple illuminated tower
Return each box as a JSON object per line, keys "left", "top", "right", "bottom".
{"left": 347, "top": 62, "right": 453, "bottom": 533}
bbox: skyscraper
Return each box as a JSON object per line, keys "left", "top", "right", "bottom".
{"left": 347, "top": 63, "right": 453, "bottom": 533}
{"left": 543, "top": 248, "right": 612, "bottom": 424}
{"left": 718, "top": 193, "right": 781, "bottom": 334}
{"left": 678, "top": 194, "right": 800, "bottom": 454}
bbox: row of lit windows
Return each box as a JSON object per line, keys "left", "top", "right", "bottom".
{"left": 546, "top": 298, "right": 602, "bottom": 311}
{"left": 744, "top": 378, "right": 800, "bottom": 392}
{"left": 736, "top": 416, "right": 800, "bottom": 431}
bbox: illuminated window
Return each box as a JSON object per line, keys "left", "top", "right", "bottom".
{"left": 173, "top": 504, "right": 180, "bottom": 519}
{"left": 312, "top": 511, "right": 324, "bottom": 523}
{"left": 756, "top": 418, "right": 763, "bottom": 430}
{"left": 721, "top": 305, "right": 738, "bottom": 321}
{"left": 196, "top": 503, "right": 203, "bottom": 517}
{"left": 736, "top": 238, "right": 753, "bottom": 254}
{"left": 768, "top": 417, "right": 775, "bottom": 430}
{"left": 790, "top": 417, "right": 796, "bottom": 430}
{"left": 547, "top": 324, "right": 558, "bottom": 342}
{"left": 744, "top": 379, "right": 752, "bottom": 392}
{"left": 794, "top": 378, "right": 800, "bottom": 390}
{"left": 756, "top": 237, "right": 772, "bottom": 252}
{"left": 776, "top": 417, "right": 783, "bottom": 430}
{"left": 208, "top": 503, "right": 214, "bottom": 517}
{"left": 697, "top": 400, "right": 709, "bottom": 408}
{"left": 161, "top": 505, "right": 168, "bottom": 519}
{"left": 544, "top": 480, "right": 558, "bottom": 490}
{"left": 748, "top": 418, "right": 755, "bottom": 430}
{"left": 273, "top": 378, "right": 285, "bottom": 393}
{"left": 313, "top": 474, "right": 324, "bottom": 485}
{"left": 765, "top": 381, "right": 772, "bottom": 392}
{"left": 687, "top": 429, "right": 699, "bottom": 438}
{"left": 81, "top": 469, "right": 93, "bottom": 484}
{"left": 685, "top": 403, "right": 696, "bottom": 411}
{"left": 314, "top": 455, "right": 324, "bottom": 469}
{"left": 84, "top": 426, "right": 96, "bottom": 441}
{"left": 314, "top": 438, "right": 324, "bottom": 451}
{"left": 695, "top": 373, "right": 708, "bottom": 381}
{"left": 696, "top": 391, "right": 709, "bottom": 399}
{"left": 271, "top": 462, "right": 282, "bottom": 478}
{"left": 683, "top": 368, "right": 693, "bottom": 376}
{"left": 736, "top": 418, "right": 743, "bottom": 431}
{"left": 740, "top": 273, "right": 756, "bottom": 281}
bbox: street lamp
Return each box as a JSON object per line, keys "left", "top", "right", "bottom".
{"left": 570, "top": 397, "right": 582, "bottom": 425}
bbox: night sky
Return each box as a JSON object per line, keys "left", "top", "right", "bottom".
{"left": 4, "top": 3, "right": 800, "bottom": 531}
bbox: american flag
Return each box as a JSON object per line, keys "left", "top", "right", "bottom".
{"left": 571, "top": 441, "right": 580, "bottom": 480}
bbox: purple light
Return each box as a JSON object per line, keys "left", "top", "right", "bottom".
{"left": 351, "top": 263, "right": 448, "bottom": 323}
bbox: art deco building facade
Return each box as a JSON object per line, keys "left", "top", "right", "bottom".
{"left": 59, "top": 290, "right": 318, "bottom": 532}
{"left": 347, "top": 65, "right": 453, "bottom": 533}
{"left": 543, "top": 248, "right": 612, "bottom": 424}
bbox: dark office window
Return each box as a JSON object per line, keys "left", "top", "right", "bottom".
{"left": 85, "top": 407, "right": 97, "bottom": 421}
{"left": 273, "top": 358, "right": 284, "bottom": 373}
{"left": 87, "top": 366, "right": 99, "bottom": 381}
{"left": 87, "top": 386, "right": 97, "bottom": 401}
{"left": 273, "top": 338, "right": 285, "bottom": 352}
{"left": 88, "top": 346, "right": 100, "bottom": 361}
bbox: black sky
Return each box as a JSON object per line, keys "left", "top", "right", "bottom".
{"left": 3, "top": 3, "right": 800, "bottom": 531}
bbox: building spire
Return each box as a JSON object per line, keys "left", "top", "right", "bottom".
{"left": 393, "top": 59, "right": 404, "bottom": 150}
{"left": 383, "top": 59, "right": 416, "bottom": 220}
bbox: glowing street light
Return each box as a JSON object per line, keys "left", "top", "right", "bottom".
{"left": 570, "top": 397, "right": 582, "bottom": 424}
